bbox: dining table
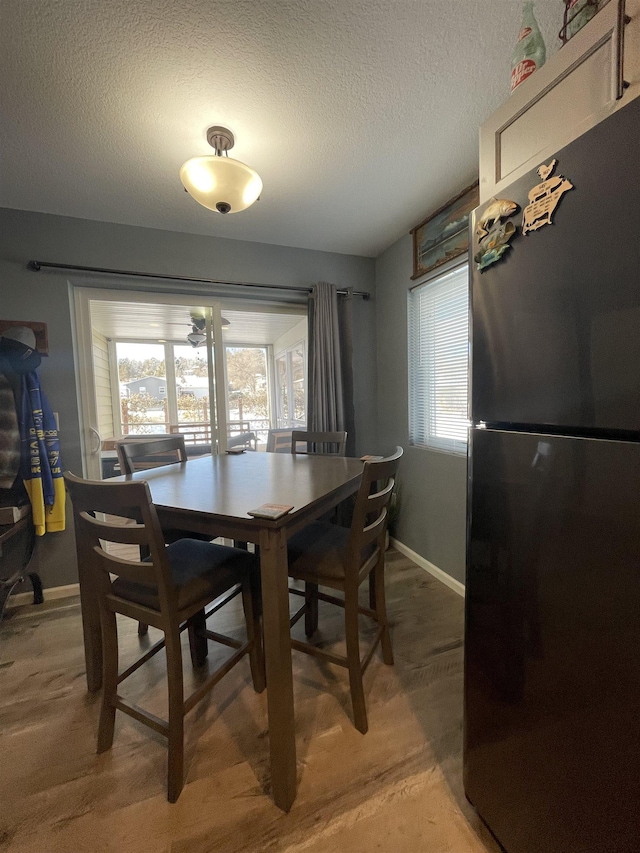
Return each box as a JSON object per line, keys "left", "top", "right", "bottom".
{"left": 77, "top": 450, "right": 365, "bottom": 812}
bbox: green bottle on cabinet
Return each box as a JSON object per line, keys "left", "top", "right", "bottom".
{"left": 510, "top": 2, "right": 547, "bottom": 92}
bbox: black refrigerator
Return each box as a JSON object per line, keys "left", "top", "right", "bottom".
{"left": 464, "top": 95, "right": 640, "bottom": 853}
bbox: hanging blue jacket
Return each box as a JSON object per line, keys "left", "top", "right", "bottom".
{"left": 18, "top": 371, "right": 65, "bottom": 535}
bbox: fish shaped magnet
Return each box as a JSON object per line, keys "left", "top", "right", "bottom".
{"left": 475, "top": 197, "right": 520, "bottom": 271}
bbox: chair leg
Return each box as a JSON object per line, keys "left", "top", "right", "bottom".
{"left": 368, "top": 571, "right": 376, "bottom": 611}
{"left": 97, "top": 608, "right": 118, "bottom": 753}
{"left": 374, "top": 553, "right": 394, "bottom": 666}
{"left": 344, "top": 585, "right": 368, "bottom": 734}
{"left": 304, "top": 582, "right": 319, "bottom": 637}
{"left": 138, "top": 545, "right": 151, "bottom": 636}
{"left": 187, "top": 609, "right": 208, "bottom": 668}
{"left": 165, "top": 625, "right": 185, "bottom": 803}
{"left": 242, "top": 575, "right": 265, "bottom": 693}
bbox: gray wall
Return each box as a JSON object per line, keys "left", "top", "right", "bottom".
{"left": 0, "top": 208, "right": 376, "bottom": 588}
{"left": 375, "top": 233, "right": 467, "bottom": 585}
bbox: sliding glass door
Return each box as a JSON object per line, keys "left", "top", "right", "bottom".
{"left": 75, "top": 292, "right": 227, "bottom": 478}
{"left": 225, "top": 345, "right": 270, "bottom": 448}
{"left": 73, "top": 288, "right": 307, "bottom": 477}
{"left": 114, "top": 338, "right": 222, "bottom": 454}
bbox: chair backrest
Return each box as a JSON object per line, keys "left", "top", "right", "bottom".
{"left": 64, "top": 472, "right": 175, "bottom": 614}
{"left": 290, "top": 430, "right": 347, "bottom": 457}
{"left": 347, "top": 447, "right": 403, "bottom": 581}
{"left": 116, "top": 436, "right": 188, "bottom": 475}
{"left": 266, "top": 429, "right": 293, "bottom": 453}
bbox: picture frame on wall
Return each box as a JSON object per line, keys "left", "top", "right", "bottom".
{"left": 411, "top": 181, "right": 479, "bottom": 280}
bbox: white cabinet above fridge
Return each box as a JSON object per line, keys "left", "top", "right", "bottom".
{"left": 479, "top": 0, "right": 640, "bottom": 203}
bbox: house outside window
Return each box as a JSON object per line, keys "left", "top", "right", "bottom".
{"left": 408, "top": 263, "right": 469, "bottom": 454}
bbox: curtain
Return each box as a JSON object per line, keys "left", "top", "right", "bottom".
{"left": 307, "top": 281, "right": 356, "bottom": 456}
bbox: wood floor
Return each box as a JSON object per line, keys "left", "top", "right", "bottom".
{"left": 0, "top": 549, "right": 499, "bottom": 853}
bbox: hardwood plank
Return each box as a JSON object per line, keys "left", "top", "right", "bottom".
{"left": 0, "top": 551, "right": 499, "bottom": 853}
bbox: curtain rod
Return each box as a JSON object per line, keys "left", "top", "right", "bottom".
{"left": 26, "top": 260, "right": 370, "bottom": 300}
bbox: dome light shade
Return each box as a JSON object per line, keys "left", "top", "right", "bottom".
{"left": 180, "top": 126, "right": 262, "bottom": 215}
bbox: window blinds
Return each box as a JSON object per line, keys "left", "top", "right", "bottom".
{"left": 408, "top": 264, "right": 469, "bottom": 454}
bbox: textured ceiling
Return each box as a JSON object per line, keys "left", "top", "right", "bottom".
{"left": 0, "top": 0, "right": 562, "bottom": 257}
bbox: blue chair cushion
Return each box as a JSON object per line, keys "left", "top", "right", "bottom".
{"left": 112, "top": 539, "right": 257, "bottom": 612}
{"left": 287, "top": 522, "right": 375, "bottom": 582}
{"left": 161, "top": 527, "right": 213, "bottom": 544}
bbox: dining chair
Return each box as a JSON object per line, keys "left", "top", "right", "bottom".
{"left": 290, "top": 430, "right": 347, "bottom": 457}
{"left": 118, "top": 435, "right": 250, "bottom": 549}
{"left": 266, "top": 429, "right": 293, "bottom": 453}
{"left": 116, "top": 435, "right": 215, "bottom": 636}
{"left": 116, "top": 435, "right": 188, "bottom": 474}
{"left": 64, "top": 471, "right": 265, "bottom": 803}
{"left": 286, "top": 446, "right": 403, "bottom": 734}
{"left": 290, "top": 429, "right": 348, "bottom": 598}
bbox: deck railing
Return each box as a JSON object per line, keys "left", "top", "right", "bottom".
{"left": 119, "top": 419, "right": 272, "bottom": 448}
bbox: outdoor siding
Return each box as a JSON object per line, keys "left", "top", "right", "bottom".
{"left": 92, "top": 330, "right": 115, "bottom": 440}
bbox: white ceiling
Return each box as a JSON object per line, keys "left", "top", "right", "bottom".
{"left": 89, "top": 299, "right": 305, "bottom": 346}
{"left": 0, "top": 0, "right": 562, "bottom": 258}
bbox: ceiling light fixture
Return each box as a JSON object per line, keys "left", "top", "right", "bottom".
{"left": 180, "top": 126, "right": 262, "bottom": 215}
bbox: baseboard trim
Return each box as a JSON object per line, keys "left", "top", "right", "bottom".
{"left": 390, "top": 538, "right": 465, "bottom": 598}
{"left": 8, "top": 582, "right": 79, "bottom": 607}
{"left": 7, "top": 547, "right": 466, "bottom": 606}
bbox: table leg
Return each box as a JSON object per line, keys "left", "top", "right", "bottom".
{"left": 259, "top": 526, "right": 297, "bottom": 812}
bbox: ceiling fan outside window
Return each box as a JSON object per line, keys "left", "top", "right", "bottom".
{"left": 186, "top": 314, "right": 230, "bottom": 347}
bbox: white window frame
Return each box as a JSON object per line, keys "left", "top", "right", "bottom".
{"left": 408, "top": 261, "right": 470, "bottom": 455}
{"left": 275, "top": 340, "right": 307, "bottom": 428}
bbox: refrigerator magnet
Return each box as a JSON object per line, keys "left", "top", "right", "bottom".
{"left": 474, "top": 197, "right": 519, "bottom": 272}
{"left": 522, "top": 159, "right": 574, "bottom": 235}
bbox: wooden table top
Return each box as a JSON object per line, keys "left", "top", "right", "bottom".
{"left": 116, "top": 452, "right": 364, "bottom": 529}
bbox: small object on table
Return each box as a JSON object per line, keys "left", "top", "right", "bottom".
{"left": 360, "top": 455, "right": 383, "bottom": 462}
{"left": 247, "top": 504, "right": 294, "bottom": 520}
{"left": 226, "top": 447, "right": 245, "bottom": 454}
